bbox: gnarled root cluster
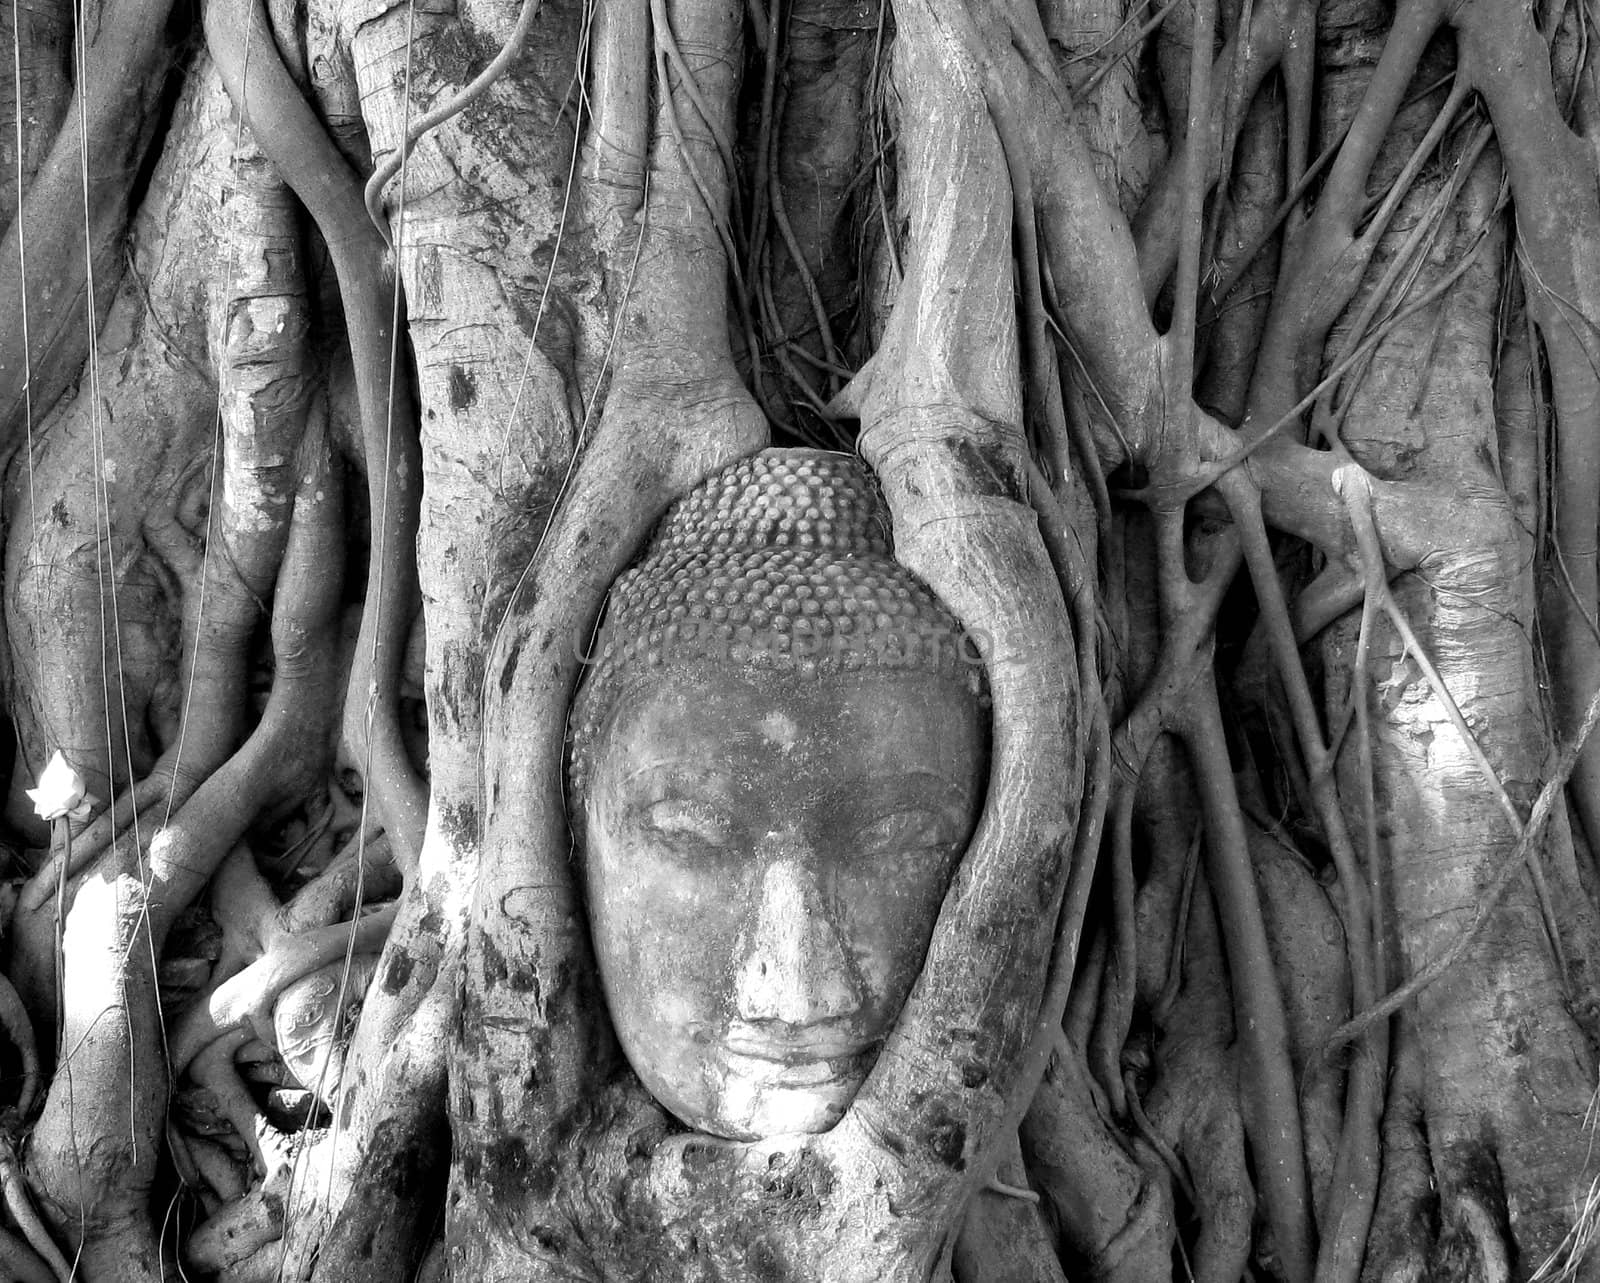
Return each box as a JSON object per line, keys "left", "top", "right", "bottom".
{"left": 0, "top": 0, "right": 1599, "bottom": 1268}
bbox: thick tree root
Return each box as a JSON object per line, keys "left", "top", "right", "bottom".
{"left": 1022, "top": 1043, "right": 1175, "bottom": 1281}
{"left": 953, "top": 1140, "right": 1067, "bottom": 1283}
{"left": 205, "top": 0, "right": 427, "bottom": 875}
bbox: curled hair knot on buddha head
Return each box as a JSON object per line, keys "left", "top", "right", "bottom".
{"left": 566, "top": 449, "right": 991, "bottom": 809}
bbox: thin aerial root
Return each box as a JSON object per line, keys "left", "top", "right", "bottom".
{"left": 49, "top": 815, "right": 67, "bottom": 1045}
{"left": 985, "top": 1176, "right": 1040, "bottom": 1203}
{"left": 981, "top": 58, "right": 1110, "bottom": 526}
{"left": 0, "top": 1223, "right": 56, "bottom": 1283}
{"left": 0, "top": 973, "right": 41, "bottom": 1115}
{"left": 1125, "top": 1079, "right": 1195, "bottom": 1204}
{"left": 1328, "top": 678, "right": 1600, "bottom": 1049}
{"left": 0, "top": 1138, "right": 71, "bottom": 1283}
{"left": 1206, "top": 123, "right": 1346, "bottom": 313}
{"left": 1203, "top": 470, "right": 1384, "bottom": 1280}
{"left": 1322, "top": 127, "right": 1497, "bottom": 434}
{"left": 1279, "top": 0, "right": 1314, "bottom": 238}
{"left": 1079, "top": 0, "right": 1180, "bottom": 100}
{"left": 1065, "top": 0, "right": 1163, "bottom": 68}
{"left": 741, "top": 0, "right": 782, "bottom": 406}
{"left": 1089, "top": 782, "right": 1136, "bottom": 1115}
{"left": 1374, "top": 577, "right": 1528, "bottom": 830}
{"left": 1353, "top": 79, "right": 1472, "bottom": 259}
{"left": 363, "top": 0, "right": 542, "bottom": 247}
{"left": 189, "top": 1030, "right": 270, "bottom": 1174}
{"left": 1165, "top": 0, "right": 1218, "bottom": 389}
{"left": 1152, "top": 828, "right": 1201, "bottom": 1024}
{"left": 1178, "top": 682, "right": 1316, "bottom": 1282}
{"left": 1336, "top": 465, "right": 1569, "bottom": 984}
{"left": 1316, "top": 0, "right": 1444, "bottom": 225}
{"left": 765, "top": 200, "right": 831, "bottom": 379}
{"left": 759, "top": 33, "right": 847, "bottom": 402}
{"left": 647, "top": 0, "right": 742, "bottom": 233}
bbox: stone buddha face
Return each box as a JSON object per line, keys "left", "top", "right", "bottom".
{"left": 583, "top": 667, "right": 986, "bottom": 1139}
{"left": 569, "top": 449, "right": 989, "bottom": 1140}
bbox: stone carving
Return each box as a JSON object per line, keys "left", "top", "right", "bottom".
{"left": 272, "top": 953, "right": 380, "bottom": 1103}
{"left": 568, "top": 449, "right": 990, "bottom": 1139}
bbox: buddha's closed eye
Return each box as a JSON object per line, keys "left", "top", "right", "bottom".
{"left": 643, "top": 798, "right": 735, "bottom": 850}
{"left": 854, "top": 809, "right": 960, "bottom": 854}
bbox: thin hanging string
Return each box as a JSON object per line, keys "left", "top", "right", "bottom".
{"left": 10, "top": 0, "right": 63, "bottom": 810}
{"left": 157, "top": 446, "right": 226, "bottom": 835}
{"left": 17, "top": 21, "right": 82, "bottom": 1267}
{"left": 73, "top": 0, "right": 146, "bottom": 1163}
{"left": 11, "top": 0, "right": 37, "bottom": 633}
{"left": 493, "top": 0, "right": 587, "bottom": 498}
{"left": 131, "top": 14, "right": 262, "bottom": 1186}
{"left": 69, "top": 0, "right": 167, "bottom": 1184}
{"left": 336, "top": 0, "right": 419, "bottom": 1070}
{"left": 73, "top": 3, "right": 142, "bottom": 878}
{"left": 62, "top": 0, "right": 122, "bottom": 1235}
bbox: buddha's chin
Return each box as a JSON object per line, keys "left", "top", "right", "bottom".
{"left": 642, "top": 1049, "right": 871, "bottom": 1140}
{"left": 702, "top": 1055, "right": 866, "bottom": 1139}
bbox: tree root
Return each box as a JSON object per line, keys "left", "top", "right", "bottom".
{"left": 189, "top": 1030, "right": 275, "bottom": 1175}
{"left": 288, "top": 952, "right": 453, "bottom": 1280}
{"left": 0, "top": 1223, "right": 58, "bottom": 1283}
{"left": 21, "top": 435, "right": 342, "bottom": 1278}
{"left": 1139, "top": 885, "right": 1256, "bottom": 1283}
{"left": 302, "top": 1022, "right": 449, "bottom": 1281}
{"left": 0, "top": 1138, "right": 69, "bottom": 1282}
{"left": 1131, "top": 508, "right": 1311, "bottom": 1279}
{"left": 0, "top": 972, "right": 40, "bottom": 1117}
{"left": 205, "top": 0, "right": 427, "bottom": 876}
{"left": 361, "top": 0, "right": 541, "bottom": 248}
{"left": 1133, "top": 0, "right": 1312, "bottom": 304}
{"left": 0, "top": 0, "right": 175, "bottom": 441}
{"left": 186, "top": 1160, "right": 294, "bottom": 1278}
{"left": 448, "top": 0, "right": 767, "bottom": 1255}
{"left": 1355, "top": 1018, "right": 1431, "bottom": 1283}
{"left": 953, "top": 1138, "right": 1067, "bottom": 1283}
{"left": 1246, "top": 826, "right": 1350, "bottom": 1221}
{"left": 173, "top": 905, "right": 394, "bottom": 1082}
{"left": 1022, "top": 1041, "right": 1175, "bottom": 1281}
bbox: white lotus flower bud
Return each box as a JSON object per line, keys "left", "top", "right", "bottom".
{"left": 26, "top": 751, "right": 94, "bottom": 823}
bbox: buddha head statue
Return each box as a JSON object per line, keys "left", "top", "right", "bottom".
{"left": 568, "top": 450, "right": 989, "bottom": 1140}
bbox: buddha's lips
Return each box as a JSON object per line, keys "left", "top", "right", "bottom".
{"left": 718, "top": 1029, "right": 879, "bottom": 1076}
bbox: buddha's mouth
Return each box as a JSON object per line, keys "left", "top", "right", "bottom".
{"left": 718, "top": 1030, "right": 879, "bottom": 1082}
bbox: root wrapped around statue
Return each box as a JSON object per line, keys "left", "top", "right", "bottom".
{"left": 432, "top": 439, "right": 1081, "bottom": 1280}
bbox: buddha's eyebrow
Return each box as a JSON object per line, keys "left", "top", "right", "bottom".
{"left": 615, "top": 761, "right": 737, "bottom": 794}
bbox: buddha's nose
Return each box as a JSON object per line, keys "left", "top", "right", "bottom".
{"left": 733, "top": 854, "right": 862, "bottom": 1026}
